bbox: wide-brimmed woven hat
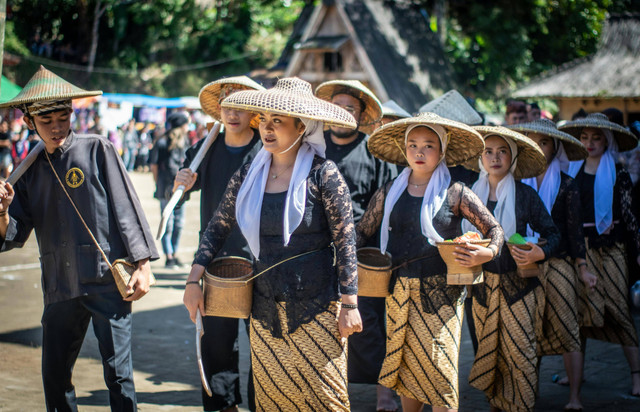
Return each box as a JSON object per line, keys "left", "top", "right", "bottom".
{"left": 508, "top": 118, "right": 588, "bottom": 161}
{"left": 419, "top": 90, "right": 482, "bottom": 126}
{"left": 221, "top": 77, "right": 357, "bottom": 128}
{"left": 315, "top": 80, "right": 382, "bottom": 134}
{"left": 367, "top": 112, "right": 484, "bottom": 167}
{"left": 464, "top": 126, "right": 547, "bottom": 179}
{"left": 199, "top": 76, "right": 265, "bottom": 128}
{"left": 558, "top": 112, "right": 638, "bottom": 152}
{"left": 382, "top": 100, "right": 411, "bottom": 119}
{"left": 0, "top": 65, "right": 102, "bottom": 112}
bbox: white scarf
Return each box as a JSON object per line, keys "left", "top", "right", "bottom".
{"left": 522, "top": 140, "right": 568, "bottom": 237}
{"left": 380, "top": 124, "right": 450, "bottom": 252}
{"left": 567, "top": 130, "right": 618, "bottom": 234}
{"left": 235, "top": 119, "right": 325, "bottom": 259}
{"left": 462, "top": 135, "right": 519, "bottom": 238}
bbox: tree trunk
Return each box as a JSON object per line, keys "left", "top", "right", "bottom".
{"left": 87, "top": 0, "right": 107, "bottom": 77}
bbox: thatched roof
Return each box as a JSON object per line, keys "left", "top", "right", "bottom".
{"left": 513, "top": 13, "right": 640, "bottom": 99}
{"left": 339, "top": 0, "right": 456, "bottom": 112}
{"left": 280, "top": 0, "right": 456, "bottom": 113}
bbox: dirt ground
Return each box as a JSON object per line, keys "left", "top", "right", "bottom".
{"left": 1, "top": 171, "right": 640, "bottom": 411}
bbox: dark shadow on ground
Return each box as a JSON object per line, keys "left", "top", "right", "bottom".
{"left": 78, "top": 389, "right": 201, "bottom": 407}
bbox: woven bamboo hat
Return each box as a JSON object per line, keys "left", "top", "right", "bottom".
{"left": 558, "top": 112, "right": 638, "bottom": 152}
{"left": 221, "top": 77, "right": 357, "bottom": 128}
{"left": 464, "top": 126, "right": 547, "bottom": 179}
{"left": 419, "top": 90, "right": 482, "bottom": 126}
{"left": 382, "top": 100, "right": 411, "bottom": 119}
{"left": 508, "top": 118, "right": 588, "bottom": 161}
{"left": 198, "top": 76, "right": 265, "bottom": 128}
{"left": 367, "top": 112, "right": 484, "bottom": 167}
{"left": 0, "top": 65, "right": 102, "bottom": 113}
{"left": 314, "top": 80, "right": 382, "bottom": 134}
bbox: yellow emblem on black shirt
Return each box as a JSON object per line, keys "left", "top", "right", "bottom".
{"left": 65, "top": 167, "right": 85, "bottom": 188}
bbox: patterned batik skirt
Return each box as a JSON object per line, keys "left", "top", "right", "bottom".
{"left": 469, "top": 271, "right": 544, "bottom": 412}
{"left": 578, "top": 241, "right": 639, "bottom": 346}
{"left": 378, "top": 276, "right": 465, "bottom": 409}
{"left": 250, "top": 301, "right": 349, "bottom": 412}
{"left": 537, "top": 256, "right": 581, "bottom": 355}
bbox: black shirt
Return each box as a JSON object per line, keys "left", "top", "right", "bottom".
{"left": 1, "top": 132, "right": 159, "bottom": 304}
{"left": 181, "top": 129, "right": 262, "bottom": 258}
{"left": 324, "top": 131, "right": 397, "bottom": 223}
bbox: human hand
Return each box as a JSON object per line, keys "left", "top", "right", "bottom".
{"left": 0, "top": 181, "right": 14, "bottom": 214}
{"left": 510, "top": 242, "right": 545, "bottom": 266}
{"left": 183, "top": 264, "right": 206, "bottom": 323}
{"left": 124, "top": 258, "right": 151, "bottom": 301}
{"left": 173, "top": 168, "right": 197, "bottom": 192}
{"left": 338, "top": 298, "right": 363, "bottom": 339}
{"left": 452, "top": 242, "right": 494, "bottom": 267}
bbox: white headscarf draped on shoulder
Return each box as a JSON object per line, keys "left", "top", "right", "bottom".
{"left": 560, "top": 113, "right": 638, "bottom": 235}
{"left": 462, "top": 135, "right": 519, "bottom": 238}
{"left": 380, "top": 124, "right": 451, "bottom": 252}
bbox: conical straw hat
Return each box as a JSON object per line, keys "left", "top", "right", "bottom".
{"left": 221, "top": 77, "right": 356, "bottom": 128}
{"left": 381, "top": 100, "right": 411, "bottom": 119}
{"left": 419, "top": 90, "right": 482, "bottom": 125}
{"left": 199, "top": 76, "right": 265, "bottom": 128}
{"left": 367, "top": 112, "right": 484, "bottom": 167}
{"left": 315, "top": 80, "right": 382, "bottom": 134}
{"left": 558, "top": 112, "right": 638, "bottom": 152}
{"left": 463, "top": 126, "right": 547, "bottom": 179}
{"left": 508, "top": 118, "right": 588, "bottom": 161}
{"left": 0, "top": 65, "right": 102, "bottom": 112}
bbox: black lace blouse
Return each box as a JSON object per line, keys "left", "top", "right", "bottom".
{"left": 356, "top": 181, "right": 504, "bottom": 312}
{"left": 193, "top": 155, "right": 357, "bottom": 338}
{"left": 477, "top": 181, "right": 561, "bottom": 306}
{"left": 574, "top": 163, "right": 640, "bottom": 251}
{"left": 548, "top": 172, "right": 587, "bottom": 260}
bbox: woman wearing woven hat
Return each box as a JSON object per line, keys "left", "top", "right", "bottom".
{"left": 559, "top": 113, "right": 640, "bottom": 397}
{"left": 0, "top": 66, "right": 158, "bottom": 411}
{"left": 462, "top": 126, "right": 561, "bottom": 412}
{"left": 510, "top": 119, "right": 595, "bottom": 411}
{"left": 178, "top": 76, "right": 263, "bottom": 412}
{"left": 183, "top": 77, "right": 362, "bottom": 411}
{"left": 357, "top": 112, "right": 504, "bottom": 412}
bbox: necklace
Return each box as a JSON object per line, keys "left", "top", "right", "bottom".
{"left": 271, "top": 162, "right": 294, "bottom": 179}
{"left": 409, "top": 180, "right": 429, "bottom": 188}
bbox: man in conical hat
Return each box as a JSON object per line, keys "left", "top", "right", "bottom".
{"left": 0, "top": 66, "right": 159, "bottom": 411}
{"left": 315, "top": 79, "right": 399, "bottom": 412}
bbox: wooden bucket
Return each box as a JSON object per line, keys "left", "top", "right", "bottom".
{"left": 357, "top": 247, "right": 392, "bottom": 297}
{"left": 506, "top": 239, "right": 547, "bottom": 278}
{"left": 204, "top": 256, "right": 253, "bottom": 318}
{"left": 436, "top": 239, "right": 491, "bottom": 285}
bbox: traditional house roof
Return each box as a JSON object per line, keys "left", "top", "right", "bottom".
{"left": 282, "top": 0, "right": 457, "bottom": 113}
{"left": 513, "top": 13, "right": 640, "bottom": 99}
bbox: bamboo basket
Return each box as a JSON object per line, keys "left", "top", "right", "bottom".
{"left": 357, "top": 247, "right": 392, "bottom": 297}
{"left": 204, "top": 256, "right": 254, "bottom": 318}
{"left": 506, "top": 238, "right": 547, "bottom": 278}
{"left": 436, "top": 239, "right": 491, "bottom": 285}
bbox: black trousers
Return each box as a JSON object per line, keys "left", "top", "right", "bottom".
{"left": 41, "top": 291, "right": 135, "bottom": 412}
{"left": 201, "top": 316, "right": 254, "bottom": 411}
{"left": 347, "top": 296, "right": 386, "bottom": 384}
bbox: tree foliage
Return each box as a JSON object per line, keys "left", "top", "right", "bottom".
{"left": 5, "top": 0, "right": 306, "bottom": 95}
{"left": 425, "top": 0, "right": 640, "bottom": 98}
{"left": 5, "top": 0, "right": 640, "bottom": 99}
